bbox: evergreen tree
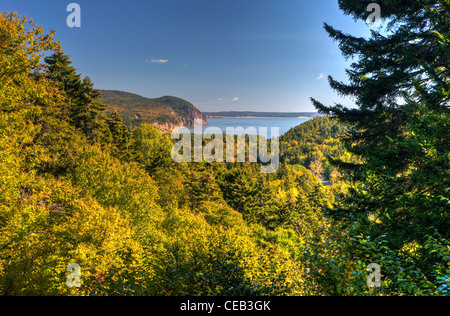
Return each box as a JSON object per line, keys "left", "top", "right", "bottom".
{"left": 45, "top": 52, "right": 109, "bottom": 143}
{"left": 219, "top": 168, "right": 276, "bottom": 227}
{"left": 311, "top": 0, "right": 449, "bottom": 249}
{"left": 220, "top": 168, "right": 257, "bottom": 223}
{"left": 44, "top": 51, "right": 81, "bottom": 116}
{"left": 107, "top": 108, "right": 135, "bottom": 161}
{"left": 71, "top": 76, "right": 108, "bottom": 141}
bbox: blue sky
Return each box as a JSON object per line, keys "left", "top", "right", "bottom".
{"left": 2, "top": 0, "right": 371, "bottom": 112}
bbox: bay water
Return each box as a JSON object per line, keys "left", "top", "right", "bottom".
{"left": 189, "top": 117, "right": 311, "bottom": 138}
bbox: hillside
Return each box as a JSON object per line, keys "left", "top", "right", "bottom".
{"left": 1, "top": 13, "right": 333, "bottom": 296}
{"left": 99, "top": 90, "right": 207, "bottom": 132}
{"left": 280, "top": 116, "right": 351, "bottom": 180}
{"left": 3, "top": 7, "right": 450, "bottom": 298}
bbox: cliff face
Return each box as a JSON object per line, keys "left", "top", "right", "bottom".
{"left": 152, "top": 106, "right": 208, "bottom": 133}
{"left": 178, "top": 105, "right": 208, "bottom": 126}
{"left": 99, "top": 90, "right": 207, "bottom": 133}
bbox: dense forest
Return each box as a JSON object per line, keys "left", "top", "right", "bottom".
{"left": 0, "top": 11, "right": 332, "bottom": 296}
{"left": 1, "top": 0, "right": 449, "bottom": 297}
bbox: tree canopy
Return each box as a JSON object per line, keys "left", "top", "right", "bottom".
{"left": 1, "top": 2, "right": 449, "bottom": 296}
{"left": 308, "top": 0, "right": 450, "bottom": 295}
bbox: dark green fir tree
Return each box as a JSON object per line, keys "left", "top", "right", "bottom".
{"left": 311, "top": 0, "right": 449, "bottom": 270}
{"left": 44, "top": 51, "right": 82, "bottom": 117}
{"left": 107, "top": 108, "right": 135, "bottom": 162}
{"left": 45, "top": 51, "right": 110, "bottom": 143}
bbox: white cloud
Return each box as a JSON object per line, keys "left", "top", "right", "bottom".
{"left": 146, "top": 59, "right": 169, "bottom": 64}
{"left": 218, "top": 98, "right": 223, "bottom": 101}
{"left": 317, "top": 73, "right": 325, "bottom": 80}
{"left": 232, "top": 97, "right": 239, "bottom": 101}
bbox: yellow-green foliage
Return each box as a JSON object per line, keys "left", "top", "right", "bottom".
{"left": 68, "top": 145, "right": 163, "bottom": 226}
{"left": 147, "top": 207, "right": 304, "bottom": 296}
{"left": 0, "top": 12, "right": 61, "bottom": 111}
{"left": 0, "top": 112, "right": 139, "bottom": 295}
{"left": 0, "top": 10, "right": 329, "bottom": 296}
{"left": 0, "top": 178, "right": 139, "bottom": 295}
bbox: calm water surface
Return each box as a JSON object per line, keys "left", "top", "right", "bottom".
{"left": 188, "top": 117, "right": 311, "bottom": 138}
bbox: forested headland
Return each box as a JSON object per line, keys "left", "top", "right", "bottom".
{"left": 0, "top": 0, "right": 449, "bottom": 297}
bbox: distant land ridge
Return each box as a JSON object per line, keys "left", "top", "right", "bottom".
{"left": 203, "top": 111, "right": 320, "bottom": 118}
{"left": 99, "top": 90, "right": 208, "bottom": 133}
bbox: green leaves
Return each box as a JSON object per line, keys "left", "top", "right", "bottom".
{"left": 0, "top": 12, "right": 61, "bottom": 112}
{"left": 307, "top": 0, "right": 450, "bottom": 296}
{"left": 0, "top": 10, "right": 314, "bottom": 297}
